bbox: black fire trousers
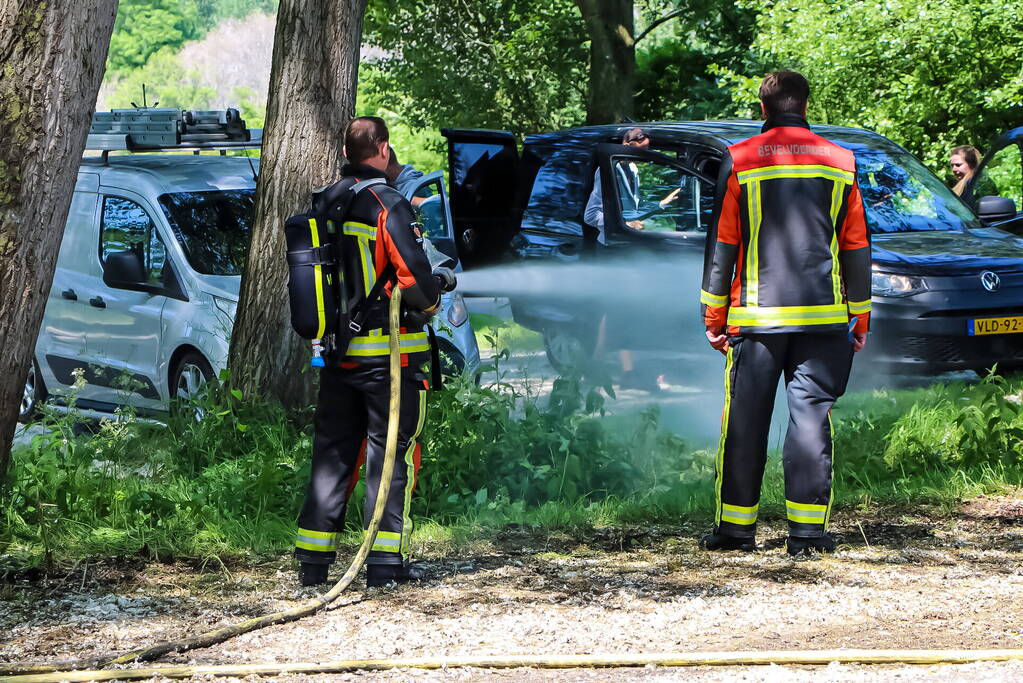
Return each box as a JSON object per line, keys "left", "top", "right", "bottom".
{"left": 714, "top": 333, "right": 854, "bottom": 539}
{"left": 295, "top": 363, "right": 427, "bottom": 566}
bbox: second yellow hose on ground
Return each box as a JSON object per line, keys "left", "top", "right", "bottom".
{"left": 4, "top": 649, "right": 1023, "bottom": 682}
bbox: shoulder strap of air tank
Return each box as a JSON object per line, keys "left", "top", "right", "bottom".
{"left": 346, "top": 263, "right": 396, "bottom": 335}
{"left": 324, "top": 177, "right": 390, "bottom": 224}
{"left": 350, "top": 177, "right": 388, "bottom": 195}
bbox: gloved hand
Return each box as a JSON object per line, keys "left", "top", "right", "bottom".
{"left": 433, "top": 266, "right": 457, "bottom": 293}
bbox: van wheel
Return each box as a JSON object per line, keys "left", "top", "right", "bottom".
{"left": 543, "top": 323, "right": 596, "bottom": 373}
{"left": 19, "top": 360, "right": 47, "bottom": 423}
{"left": 170, "top": 351, "right": 215, "bottom": 419}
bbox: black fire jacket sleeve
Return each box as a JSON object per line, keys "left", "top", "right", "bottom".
{"left": 375, "top": 188, "right": 441, "bottom": 314}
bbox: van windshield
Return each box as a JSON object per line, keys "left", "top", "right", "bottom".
{"left": 857, "top": 152, "right": 980, "bottom": 234}
{"left": 158, "top": 190, "right": 255, "bottom": 276}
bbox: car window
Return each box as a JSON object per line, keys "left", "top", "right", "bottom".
{"left": 857, "top": 152, "right": 981, "bottom": 233}
{"left": 521, "top": 153, "right": 592, "bottom": 236}
{"left": 974, "top": 143, "right": 1023, "bottom": 210}
{"left": 100, "top": 196, "right": 166, "bottom": 285}
{"left": 410, "top": 178, "right": 451, "bottom": 238}
{"left": 159, "top": 190, "right": 255, "bottom": 276}
{"left": 610, "top": 157, "right": 712, "bottom": 235}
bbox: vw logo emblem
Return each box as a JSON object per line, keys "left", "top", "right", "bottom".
{"left": 981, "top": 271, "right": 1001, "bottom": 292}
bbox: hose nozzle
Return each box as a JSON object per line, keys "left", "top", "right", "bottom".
{"left": 433, "top": 266, "right": 457, "bottom": 293}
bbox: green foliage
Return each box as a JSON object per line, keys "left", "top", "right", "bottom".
{"left": 106, "top": 0, "right": 203, "bottom": 74}
{"left": 357, "top": 67, "right": 446, "bottom": 172}
{"left": 723, "top": 0, "right": 1023, "bottom": 173}
{"left": 105, "top": 48, "right": 218, "bottom": 110}
{"left": 195, "top": 0, "right": 277, "bottom": 24}
{"left": 2, "top": 386, "right": 309, "bottom": 569}
{"left": 5, "top": 365, "right": 1023, "bottom": 570}
{"left": 106, "top": 0, "right": 279, "bottom": 75}
{"left": 468, "top": 313, "right": 544, "bottom": 353}
{"left": 362, "top": 0, "right": 588, "bottom": 134}
{"left": 832, "top": 373, "right": 1023, "bottom": 498}
{"left": 419, "top": 371, "right": 703, "bottom": 517}
{"left": 634, "top": 1, "right": 758, "bottom": 121}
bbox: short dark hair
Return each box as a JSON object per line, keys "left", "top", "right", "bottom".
{"left": 622, "top": 127, "right": 647, "bottom": 143}
{"left": 344, "top": 116, "right": 389, "bottom": 164}
{"left": 758, "top": 71, "right": 810, "bottom": 116}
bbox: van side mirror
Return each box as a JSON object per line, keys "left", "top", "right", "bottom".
{"left": 104, "top": 250, "right": 146, "bottom": 286}
{"left": 977, "top": 195, "right": 1017, "bottom": 222}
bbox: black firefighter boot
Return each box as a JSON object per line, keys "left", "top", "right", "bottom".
{"left": 366, "top": 562, "right": 426, "bottom": 588}
{"left": 786, "top": 534, "right": 836, "bottom": 556}
{"left": 700, "top": 529, "right": 757, "bottom": 552}
{"left": 298, "top": 562, "right": 330, "bottom": 587}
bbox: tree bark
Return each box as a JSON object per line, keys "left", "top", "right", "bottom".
{"left": 228, "top": 0, "right": 367, "bottom": 409}
{"left": 0, "top": 0, "right": 118, "bottom": 480}
{"left": 576, "top": 0, "right": 635, "bottom": 125}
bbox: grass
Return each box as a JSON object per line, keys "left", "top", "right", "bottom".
{"left": 470, "top": 313, "right": 544, "bottom": 354}
{"left": 2, "top": 365, "right": 1022, "bottom": 572}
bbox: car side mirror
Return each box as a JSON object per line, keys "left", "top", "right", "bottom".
{"left": 977, "top": 195, "right": 1017, "bottom": 222}
{"left": 103, "top": 250, "right": 146, "bottom": 286}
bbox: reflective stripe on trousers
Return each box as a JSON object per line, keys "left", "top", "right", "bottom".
{"left": 295, "top": 364, "right": 428, "bottom": 566}
{"left": 714, "top": 333, "right": 853, "bottom": 539}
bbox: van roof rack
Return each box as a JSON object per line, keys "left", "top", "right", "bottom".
{"left": 86, "top": 107, "right": 262, "bottom": 152}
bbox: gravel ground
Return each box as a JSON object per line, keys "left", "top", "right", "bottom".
{"left": 2, "top": 497, "right": 1023, "bottom": 681}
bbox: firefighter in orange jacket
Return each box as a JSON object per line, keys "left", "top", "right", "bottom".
{"left": 699, "top": 71, "right": 871, "bottom": 555}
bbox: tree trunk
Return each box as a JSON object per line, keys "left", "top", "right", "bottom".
{"left": 0, "top": 0, "right": 118, "bottom": 480}
{"left": 228, "top": 0, "right": 367, "bottom": 409}
{"left": 576, "top": 0, "right": 635, "bottom": 125}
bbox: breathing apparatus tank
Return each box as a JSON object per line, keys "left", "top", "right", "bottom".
{"left": 285, "top": 178, "right": 391, "bottom": 366}
{"left": 285, "top": 213, "right": 341, "bottom": 362}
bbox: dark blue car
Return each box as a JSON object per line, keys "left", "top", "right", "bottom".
{"left": 442, "top": 123, "right": 1023, "bottom": 373}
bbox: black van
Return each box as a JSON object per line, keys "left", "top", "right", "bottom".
{"left": 443, "top": 122, "right": 1023, "bottom": 374}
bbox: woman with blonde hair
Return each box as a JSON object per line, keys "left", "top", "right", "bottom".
{"left": 950, "top": 145, "right": 982, "bottom": 196}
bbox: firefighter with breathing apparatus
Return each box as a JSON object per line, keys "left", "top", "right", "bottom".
{"left": 284, "top": 116, "right": 455, "bottom": 587}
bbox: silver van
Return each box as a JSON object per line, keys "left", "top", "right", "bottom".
{"left": 20, "top": 110, "right": 479, "bottom": 422}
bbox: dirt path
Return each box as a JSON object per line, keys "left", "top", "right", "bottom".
{"left": 3, "top": 501, "right": 1023, "bottom": 681}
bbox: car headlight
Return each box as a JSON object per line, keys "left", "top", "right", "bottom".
{"left": 871, "top": 271, "right": 927, "bottom": 297}
{"left": 447, "top": 292, "right": 468, "bottom": 327}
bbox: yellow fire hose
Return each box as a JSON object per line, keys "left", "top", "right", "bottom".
{"left": 4, "top": 649, "right": 1023, "bottom": 682}
{"left": 0, "top": 288, "right": 407, "bottom": 679}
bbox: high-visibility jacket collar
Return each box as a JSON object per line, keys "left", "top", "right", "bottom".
{"left": 761, "top": 112, "right": 811, "bottom": 133}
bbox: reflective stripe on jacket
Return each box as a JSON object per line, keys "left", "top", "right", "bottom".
{"left": 701, "top": 114, "right": 871, "bottom": 335}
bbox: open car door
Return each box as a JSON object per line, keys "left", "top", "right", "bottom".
{"left": 965, "top": 126, "right": 1023, "bottom": 235}
{"left": 402, "top": 170, "right": 459, "bottom": 267}
{"left": 595, "top": 143, "right": 716, "bottom": 254}
{"left": 440, "top": 129, "right": 522, "bottom": 268}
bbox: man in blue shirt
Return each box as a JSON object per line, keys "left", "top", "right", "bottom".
{"left": 584, "top": 127, "right": 650, "bottom": 244}
{"left": 387, "top": 146, "right": 425, "bottom": 206}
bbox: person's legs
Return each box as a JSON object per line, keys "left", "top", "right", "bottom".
{"left": 706, "top": 335, "right": 786, "bottom": 545}
{"left": 357, "top": 365, "right": 428, "bottom": 575}
{"left": 295, "top": 368, "right": 366, "bottom": 582}
{"left": 782, "top": 333, "right": 854, "bottom": 551}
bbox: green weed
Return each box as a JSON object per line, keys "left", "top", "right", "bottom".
{"left": 470, "top": 313, "right": 544, "bottom": 354}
